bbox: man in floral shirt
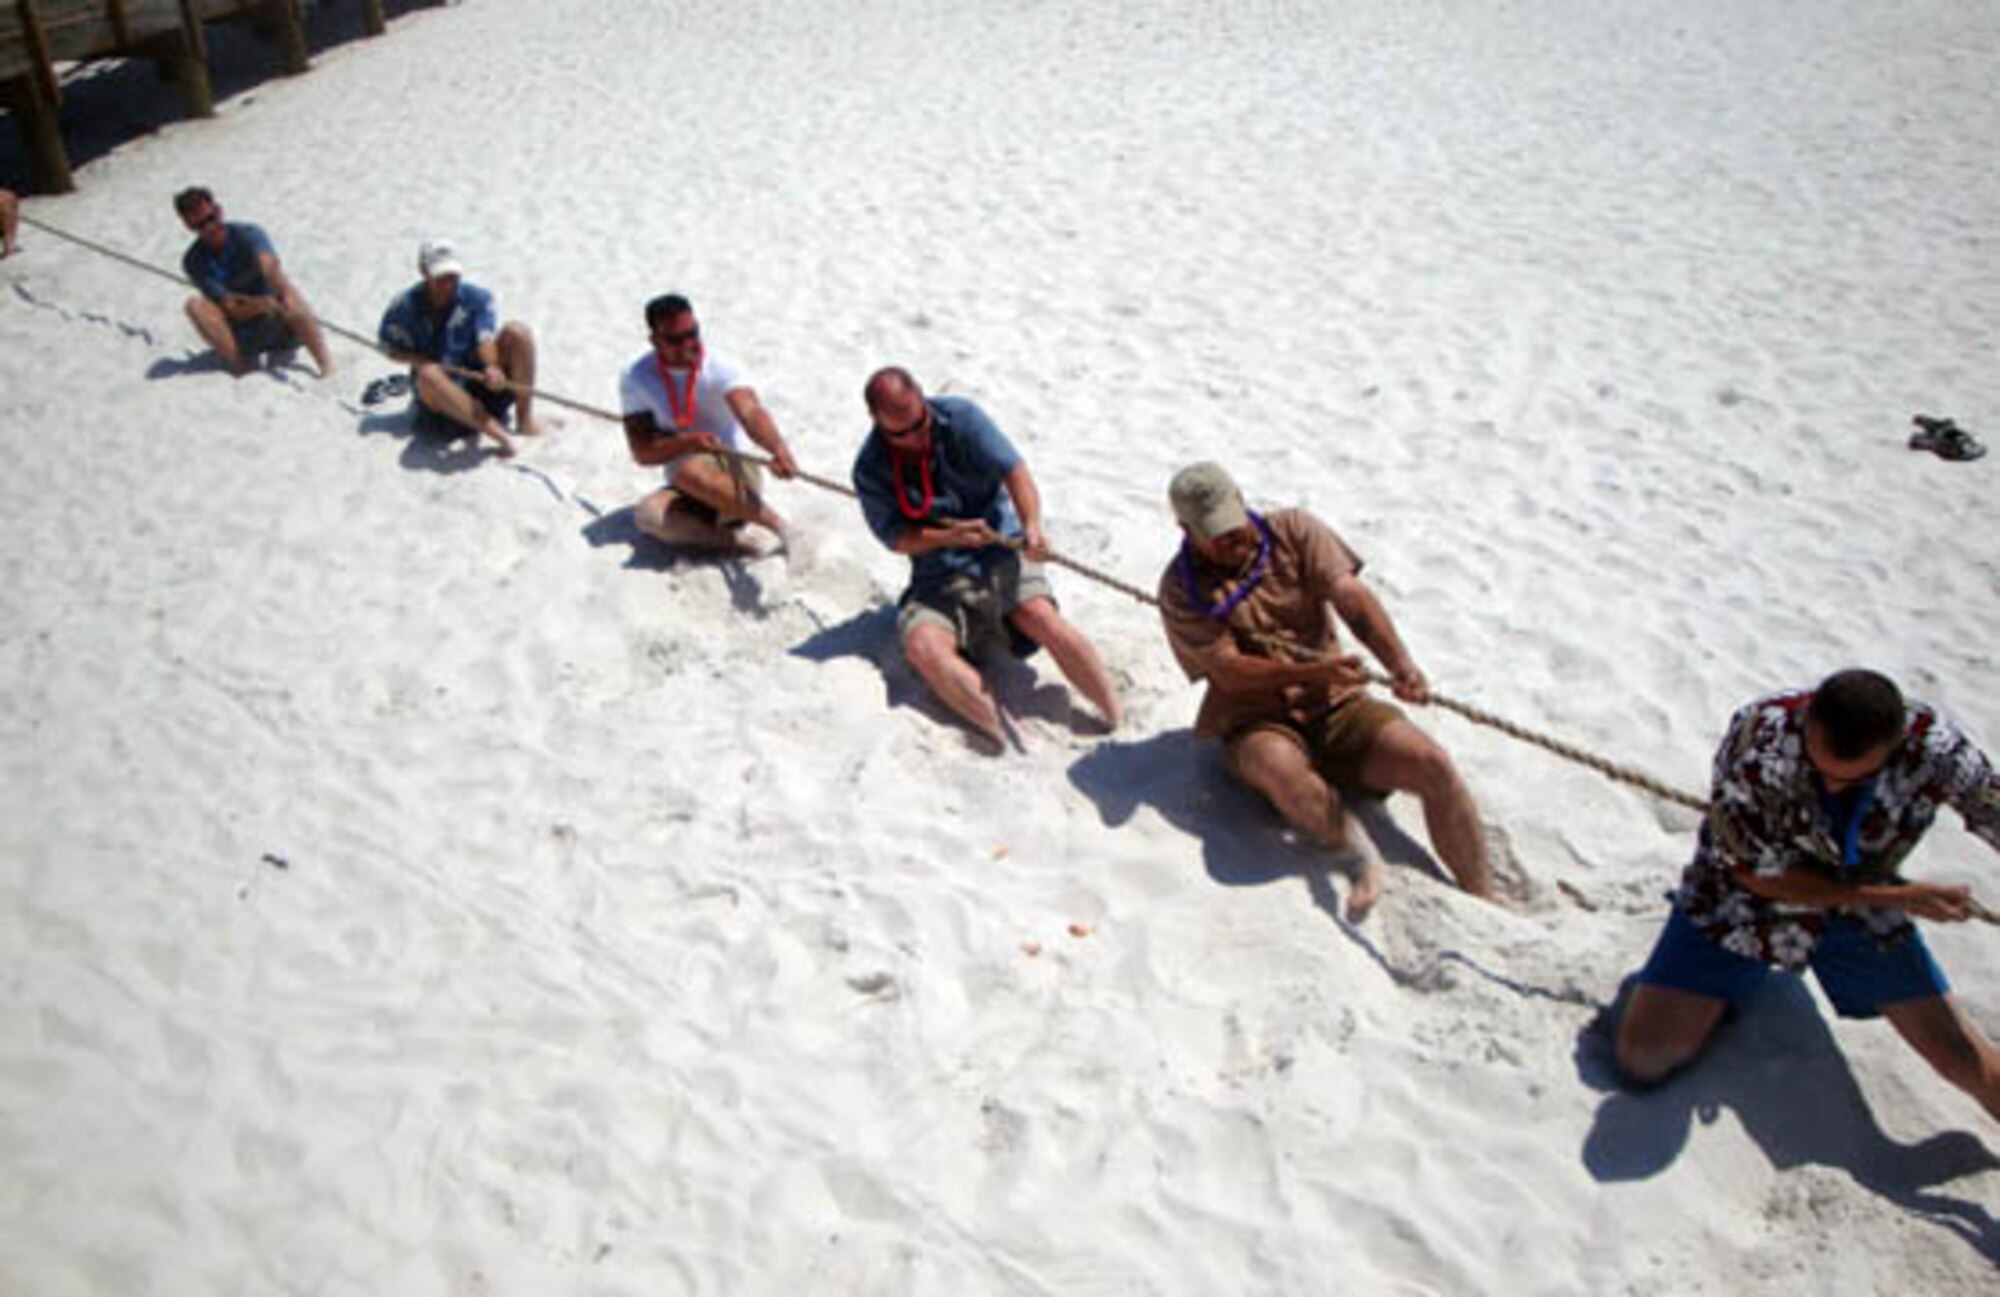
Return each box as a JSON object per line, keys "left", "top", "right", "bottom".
{"left": 1616, "top": 669, "right": 2000, "bottom": 1118}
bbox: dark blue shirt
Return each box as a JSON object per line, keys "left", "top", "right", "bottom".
{"left": 378, "top": 280, "right": 498, "bottom": 369}
{"left": 181, "top": 222, "right": 277, "bottom": 302}
{"left": 852, "top": 395, "right": 1024, "bottom": 591}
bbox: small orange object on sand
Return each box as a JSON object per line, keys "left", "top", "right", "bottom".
{"left": 1068, "top": 923, "right": 1090, "bottom": 938}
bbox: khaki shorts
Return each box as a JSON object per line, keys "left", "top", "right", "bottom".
{"left": 666, "top": 453, "right": 764, "bottom": 524}
{"left": 1225, "top": 694, "right": 1407, "bottom": 790}
{"left": 897, "top": 552, "right": 1054, "bottom": 657}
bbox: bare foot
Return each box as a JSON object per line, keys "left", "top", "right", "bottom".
{"left": 1337, "top": 847, "right": 1385, "bottom": 923}
{"left": 515, "top": 415, "right": 547, "bottom": 437}
{"left": 729, "top": 525, "right": 785, "bottom": 559}
{"left": 483, "top": 423, "right": 517, "bottom": 458}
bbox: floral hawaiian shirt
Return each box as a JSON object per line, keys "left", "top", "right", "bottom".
{"left": 1673, "top": 691, "right": 2000, "bottom": 968}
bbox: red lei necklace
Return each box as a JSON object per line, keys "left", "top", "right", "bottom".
{"left": 889, "top": 445, "right": 935, "bottom": 520}
{"left": 654, "top": 347, "right": 702, "bottom": 430}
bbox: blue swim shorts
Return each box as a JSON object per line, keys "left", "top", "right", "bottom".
{"left": 1637, "top": 907, "right": 1949, "bottom": 1019}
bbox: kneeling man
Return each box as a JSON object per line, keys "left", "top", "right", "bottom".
{"left": 1616, "top": 669, "right": 2000, "bottom": 1119}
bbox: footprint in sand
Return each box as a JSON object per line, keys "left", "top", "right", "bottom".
{"left": 1484, "top": 821, "right": 1545, "bottom": 910}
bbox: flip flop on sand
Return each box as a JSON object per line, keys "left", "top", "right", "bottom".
{"left": 361, "top": 373, "right": 412, "bottom": 406}
{"left": 1909, "top": 414, "right": 1986, "bottom": 462}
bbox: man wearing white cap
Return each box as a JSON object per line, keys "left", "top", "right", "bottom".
{"left": 378, "top": 238, "right": 541, "bottom": 457}
{"left": 1158, "top": 462, "right": 1492, "bottom": 918}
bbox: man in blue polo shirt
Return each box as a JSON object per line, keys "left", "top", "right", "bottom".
{"left": 174, "top": 186, "right": 332, "bottom": 377}
{"left": 379, "top": 238, "right": 542, "bottom": 458}
{"left": 852, "top": 366, "right": 1121, "bottom": 749}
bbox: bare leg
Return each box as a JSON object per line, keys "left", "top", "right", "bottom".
{"left": 1615, "top": 982, "right": 1729, "bottom": 1085}
{"left": 1357, "top": 719, "right": 1493, "bottom": 899}
{"left": 497, "top": 321, "right": 541, "bottom": 434}
{"left": 0, "top": 189, "right": 18, "bottom": 258}
{"left": 672, "top": 454, "right": 785, "bottom": 535}
{"left": 273, "top": 287, "right": 333, "bottom": 378}
{"left": 1005, "top": 596, "right": 1122, "bottom": 729}
{"left": 184, "top": 295, "right": 248, "bottom": 374}
{"left": 414, "top": 362, "right": 514, "bottom": 457}
{"left": 634, "top": 487, "right": 747, "bottom": 550}
{"left": 902, "top": 620, "right": 1004, "bottom": 748}
{"left": 1885, "top": 995, "right": 2000, "bottom": 1120}
{"left": 1232, "top": 728, "right": 1383, "bottom": 919}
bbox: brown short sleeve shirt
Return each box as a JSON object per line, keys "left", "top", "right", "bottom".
{"left": 1157, "top": 508, "right": 1365, "bottom": 740}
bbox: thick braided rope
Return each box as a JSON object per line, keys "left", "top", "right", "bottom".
{"left": 1015, "top": 543, "right": 1714, "bottom": 810}
{"left": 1412, "top": 691, "right": 1708, "bottom": 813}
{"left": 21, "top": 210, "right": 1715, "bottom": 812}
{"left": 33, "top": 207, "right": 2000, "bottom": 930}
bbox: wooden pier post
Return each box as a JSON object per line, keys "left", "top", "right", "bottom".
{"left": 362, "top": 0, "right": 386, "bottom": 37}
{"left": 4, "top": 76, "right": 72, "bottom": 194}
{"left": 165, "top": 0, "right": 215, "bottom": 117}
{"left": 8, "top": 0, "right": 73, "bottom": 193}
{"left": 265, "top": 0, "right": 307, "bottom": 74}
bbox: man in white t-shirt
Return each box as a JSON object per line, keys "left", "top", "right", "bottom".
{"left": 618, "top": 294, "right": 799, "bottom": 551}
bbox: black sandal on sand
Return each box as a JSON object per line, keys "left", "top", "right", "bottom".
{"left": 361, "top": 373, "right": 412, "bottom": 406}
{"left": 1909, "top": 414, "right": 1987, "bottom": 462}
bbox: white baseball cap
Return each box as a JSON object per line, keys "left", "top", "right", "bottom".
{"left": 418, "top": 237, "right": 464, "bottom": 278}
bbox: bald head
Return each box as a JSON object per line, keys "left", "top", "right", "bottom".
{"left": 866, "top": 366, "right": 931, "bottom": 444}
{"left": 864, "top": 366, "right": 922, "bottom": 414}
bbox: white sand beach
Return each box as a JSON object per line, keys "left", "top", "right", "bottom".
{"left": 2, "top": 0, "right": 1997, "bottom": 1291}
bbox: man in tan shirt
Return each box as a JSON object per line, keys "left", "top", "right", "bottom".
{"left": 1157, "top": 462, "right": 1492, "bottom": 918}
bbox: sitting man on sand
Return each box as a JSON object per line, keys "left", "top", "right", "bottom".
{"left": 852, "top": 366, "right": 1122, "bottom": 749}
{"left": 619, "top": 294, "right": 798, "bottom": 553}
{"left": 1616, "top": 668, "right": 2000, "bottom": 1119}
{"left": 379, "top": 238, "right": 541, "bottom": 459}
{"left": 1157, "top": 462, "right": 1492, "bottom": 919}
{"left": 1, "top": 188, "right": 19, "bottom": 258}
{"left": 173, "top": 186, "right": 332, "bottom": 377}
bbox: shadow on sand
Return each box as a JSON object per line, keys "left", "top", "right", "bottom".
{"left": 788, "top": 604, "right": 1096, "bottom": 750}
{"left": 581, "top": 504, "right": 797, "bottom": 619}
{"left": 1576, "top": 974, "right": 2000, "bottom": 1262}
{"left": 354, "top": 405, "right": 500, "bottom": 476}
{"left": 1064, "top": 728, "right": 1452, "bottom": 924}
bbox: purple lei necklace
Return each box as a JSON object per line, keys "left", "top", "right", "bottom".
{"left": 1177, "top": 510, "right": 1273, "bottom": 621}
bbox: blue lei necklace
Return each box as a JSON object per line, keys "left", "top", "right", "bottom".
{"left": 1176, "top": 510, "right": 1273, "bottom": 621}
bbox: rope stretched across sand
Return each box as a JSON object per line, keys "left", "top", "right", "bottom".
{"left": 28, "top": 207, "right": 1995, "bottom": 885}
